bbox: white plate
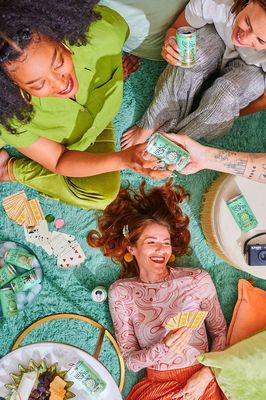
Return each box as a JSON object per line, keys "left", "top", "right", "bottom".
{"left": 209, "top": 175, "right": 266, "bottom": 279}
{"left": 0, "top": 342, "right": 122, "bottom": 400}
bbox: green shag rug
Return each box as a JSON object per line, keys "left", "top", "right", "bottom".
{"left": 1, "top": 59, "right": 266, "bottom": 399}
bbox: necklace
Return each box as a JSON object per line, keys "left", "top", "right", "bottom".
{"left": 140, "top": 269, "right": 170, "bottom": 284}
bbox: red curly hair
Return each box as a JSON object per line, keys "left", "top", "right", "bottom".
{"left": 87, "top": 180, "right": 191, "bottom": 278}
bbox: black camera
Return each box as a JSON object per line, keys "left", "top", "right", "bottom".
{"left": 247, "top": 244, "right": 266, "bottom": 266}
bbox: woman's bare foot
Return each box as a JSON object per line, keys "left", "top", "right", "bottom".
{"left": 121, "top": 126, "right": 156, "bottom": 149}
{"left": 0, "top": 149, "right": 14, "bottom": 181}
{"left": 122, "top": 53, "right": 141, "bottom": 80}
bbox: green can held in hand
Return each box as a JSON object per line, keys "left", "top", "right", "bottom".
{"left": 176, "top": 26, "right": 197, "bottom": 68}
{"left": 146, "top": 133, "right": 190, "bottom": 172}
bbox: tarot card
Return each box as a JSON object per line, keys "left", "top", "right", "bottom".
{"left": 24, "top": 199, "right": 37, "bottom": 228}
{"left": 28, "top": 199, "right": 45, "bottom": 225}
{"left": 187, "top": 311, "right": 198, "bottom": 328}
{"left": 190, "top": 311, "right": 208, "bottom": 330}
{"left": 165, "top": 313, "right": 181, "bottom": 330}
{"left": 178, "top": 311, "right": 190, "bottom": 328}
{"left": 165, "top": 317, "right": 177, "bottom": 330}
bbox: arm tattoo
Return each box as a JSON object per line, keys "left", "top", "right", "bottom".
{"left": 212, "top": 149, "right": 266, "bottom": 182}
{"left": 259, "top": 173, "right": 266, "bottom": 181}
{"left": 214, "top": 150, "right": 238, "bottom": 163}
{"left": 223, "top": 159, "right": 248, "bottom": 176}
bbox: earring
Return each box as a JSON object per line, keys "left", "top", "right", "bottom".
{"left": 169, "top": 254, "right": 176, "bottom": 263}
{"left": 20, "top": 88, "right": 32, "bottom": 104}
{"left": 124, "top": 253, "right": 133, "bottom": 262}
{"left": 61, "top": 42, "right": 74, "bottom": 55}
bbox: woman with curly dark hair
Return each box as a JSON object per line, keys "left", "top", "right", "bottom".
{"left": 0, "top": 0, "right": 171, "bottom": 210}
{"left": 88, "top": 180, "right": 227, "bottom": 400}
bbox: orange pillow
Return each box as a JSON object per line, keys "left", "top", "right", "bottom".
{"left": 227, "top": 279, "right": 266, "bottom": 345}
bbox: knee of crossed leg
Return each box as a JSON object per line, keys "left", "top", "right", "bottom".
{"left": 98, "top": 171, "right": 120, "bottom": 209}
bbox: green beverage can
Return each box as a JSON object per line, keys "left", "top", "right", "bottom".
{"left": 176, "top": 26, "right": 197, "bottom": 68}
{"left": 91, "top": 286, "right": 108, "bottom": 303}
{"left": 0, "top": 287, "right": 18, "bottom": 317}
{"left": 146, "top": 133, "right": 190, "bottom": 171}
{"left": 10, "top": 269, "right": 41, "bottom": 292}
{"left": 0, "top": 264, "right": 17, "bottom": 288}
{"left": 4, "top": 248, "right": 33, "bottom": 270}
{"left": 226, "top": 194, "right": 258, "bottom": 232}
{"left": 67, "top": 360, "right": 106, "bottom": 395}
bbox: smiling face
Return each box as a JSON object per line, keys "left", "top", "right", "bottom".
{"left": 232, "top": 1, "right": 266, "bottom": 50}
{"left": 4, "top": 33, "right": 79, "bottom": 98}
{"left": 128, "top": 222, "right": 172, "bottom": 281}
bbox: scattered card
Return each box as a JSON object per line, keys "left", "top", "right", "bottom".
{"left": 24, "top": 222, "right": 86, "bottom": 268}
{"left": 3, "top": 190, "right": 43, "bottom": 228}
{"left": 3, "top": 191, "right": 86, "bottom": 268}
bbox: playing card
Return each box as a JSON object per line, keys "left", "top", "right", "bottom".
{"left": 28, "top": 199, "right": 44, "bottom": 225}
{"left": 165, "top": 313, "right": 181, "bottom": 330}
{"left": 68, "top": 240, "right": 85, "bottom": 260}
{"left": 24, "top": 220, "right": 53, "bottom": 255}
{"left": 3, "top": 191, "right": 27, "bottom": 211}
{"left": 187, "top": 311, "right": 198, "bottom": 328}
{"left": 190, "top": 311, "right": 208, "bottom": 330}
{"left": 50, "top": 232, "right": 74, "bottom": 257}
{"left": 3, "top": 191, "right": 45, "bottom": 228}
{"left": 57, "top": 248, "right": 77, "bottom": 268}
{"left": 24, "top": 199, "right": 37, "bottom": 228}
{"left": 57, "top": 243, "right": 85, "bottom": 268}
{"left": 166, "top": 310, "right": 208, "bottom": 331}
{"left": 165, "top": 318, "right": 177, "bottom": 330}
{"left": 179, "top": 311, "right": 190, "bottom": 328}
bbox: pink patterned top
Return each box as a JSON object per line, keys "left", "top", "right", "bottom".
{"left": 109, "top": 267, "right": 227, "bottom": 372}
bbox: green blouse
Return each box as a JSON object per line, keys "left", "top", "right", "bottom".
{"left": 0, "top": 5, "right": 128, "bottom": 150}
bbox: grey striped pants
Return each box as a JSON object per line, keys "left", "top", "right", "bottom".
{"left": 137, "top": 25, "right": 265, "bottom": 140}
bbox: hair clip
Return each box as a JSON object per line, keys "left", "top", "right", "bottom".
{"left": 122, "top": 225, "right": 129, "bottom": 237}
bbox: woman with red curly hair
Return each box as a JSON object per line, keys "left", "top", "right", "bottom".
{"left": 88, "top": 180, "right": 227, "bottom": 400}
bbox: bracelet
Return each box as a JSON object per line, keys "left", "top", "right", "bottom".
{"left": 7, "top": 157, "right": 16, "bottom": 181}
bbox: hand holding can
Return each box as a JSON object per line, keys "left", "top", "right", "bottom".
{"left": 146, "top": 133, "right": 190, "bottom": 172}
{"left": 161, "top": 34, "right": 181, "bottom": 66}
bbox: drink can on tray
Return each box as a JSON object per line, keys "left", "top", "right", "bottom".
{"left": 0, "top": 287, "right": 18, "bottom": 317}
{"left": 176, "top": 26, "right": 197, "bottom": 68}
{"left": 11, "top": 269, "right": 41, "bottom": 292}
{"left": 0, "top": 264, "right": 17, "bottom": 288}
{"left": 67, "top": 360, "right": 106, "bottom": 395}
{"left": 226, "top": 194, "right": 258, "bottom": 232}
{"left": 4, "top": 248, "right": 33, "bottom": 270}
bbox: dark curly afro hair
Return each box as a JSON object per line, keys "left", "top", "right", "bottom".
{"left": 0, "top": 0, "right": 100, "bottom": 134}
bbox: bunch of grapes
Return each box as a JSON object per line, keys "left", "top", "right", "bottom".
{"left": 29, "top": 371, "right": 55, "bottom": 400}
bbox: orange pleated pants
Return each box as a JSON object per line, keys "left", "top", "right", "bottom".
{"left": 127, "top": 364, "right": 224, "bottom": 400}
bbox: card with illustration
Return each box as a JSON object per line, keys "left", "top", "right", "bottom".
{"left": 3, "top": 191, "right": 44, "bottom": 228}
{"left": 166, "top": 310, "right": 208, "bottom": 331}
